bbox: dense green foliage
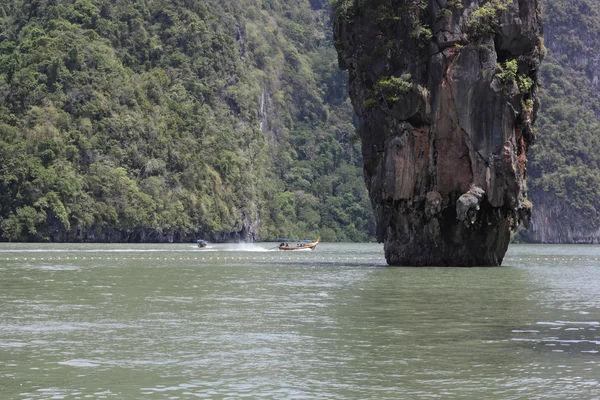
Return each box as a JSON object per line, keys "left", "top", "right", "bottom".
{"left": 0, "top": 0, "right": 375, "bottom": 242}
{"left": 528, "top": 0, "right": 600, "bottom": 230}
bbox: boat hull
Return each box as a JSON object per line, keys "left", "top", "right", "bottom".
{"left": 278, "top": 245, "right": 317, "bottom": 251}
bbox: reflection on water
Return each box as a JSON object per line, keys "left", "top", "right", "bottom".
{"left": 1, "top": 243, "right": 599, "bottom": 399}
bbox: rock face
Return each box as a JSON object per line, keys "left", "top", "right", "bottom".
{"left": 525, "top": 0, "right": 600, "bottom": 245}
{"left": 333, "top": 0, "right": 543, "bottom": 266}
{"left": 529, "top": 191, "right": 600, "bottom": 244}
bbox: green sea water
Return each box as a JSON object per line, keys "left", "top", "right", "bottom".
{"left": 1, "top": 243, "right": 599, "bottom": 399}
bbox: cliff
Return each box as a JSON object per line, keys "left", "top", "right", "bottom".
{"left": 0, "top": 0, "right": 375, "bottom": 243}
{"left": 334, "top": 0, "right": 544, "bottom": 265}
{"left": 526, "top": 0, "right": 600, "bottom": 244}
{"left": 529, "top": 192, "right": 600, "bottom": 244}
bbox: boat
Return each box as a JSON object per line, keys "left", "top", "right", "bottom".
{"left": 196, "top": 239, "right": 207, "bottom": 248}
{"left": 278, "top": 237, "right": 320, "bottom": 251}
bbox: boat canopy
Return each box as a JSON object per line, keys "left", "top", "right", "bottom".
{"left": 276, "top": 238, "right": 312, "bottom": 243}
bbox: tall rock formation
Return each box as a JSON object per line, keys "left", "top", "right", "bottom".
{"left": 333, "top": 0, "right": 544, "bottom": 265}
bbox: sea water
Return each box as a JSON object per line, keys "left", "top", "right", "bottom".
{"left": 1, "top": 243, "right": 599, "bottom": 399}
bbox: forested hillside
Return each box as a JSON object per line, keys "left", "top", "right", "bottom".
{"left": 525, "top": 0, "right": 600, "bottom": 242}
{"left": 0, "top": 0, "right": 375, "bottom": 242}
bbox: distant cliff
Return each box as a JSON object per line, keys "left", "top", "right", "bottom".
{"left": 0, "top": 0, "right": 374, "bottom": 243}
{"left": 334, "top": 0, "right": 543, "bottom": 265}
{"left": 526, "top": 0, "right": 600, "bottom": 244}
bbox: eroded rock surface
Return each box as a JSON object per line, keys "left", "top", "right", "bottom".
{"left": 334, "top": 0, "right": 543, "bottom": 265}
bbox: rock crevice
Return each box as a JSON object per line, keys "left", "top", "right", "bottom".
{"left": 334, "top": 0, "right": 543, "bottom": 266}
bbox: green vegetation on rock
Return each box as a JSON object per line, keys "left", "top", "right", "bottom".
{"left": 495, "top": 59, "right": 534, "bottom": 93}
{"left": 467, "top": 0, "right": 510, "bottom": 37}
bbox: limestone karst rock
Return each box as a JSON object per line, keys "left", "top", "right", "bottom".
{"left": 333, "top": 0, "right": 543, "bottom": 265}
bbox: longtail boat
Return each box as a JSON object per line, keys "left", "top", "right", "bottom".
{"left": 278, "top": 237, "right": 320, "bottom": 251}
{"left": 196, "top": 239, "right": 207, "bottom": 248}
